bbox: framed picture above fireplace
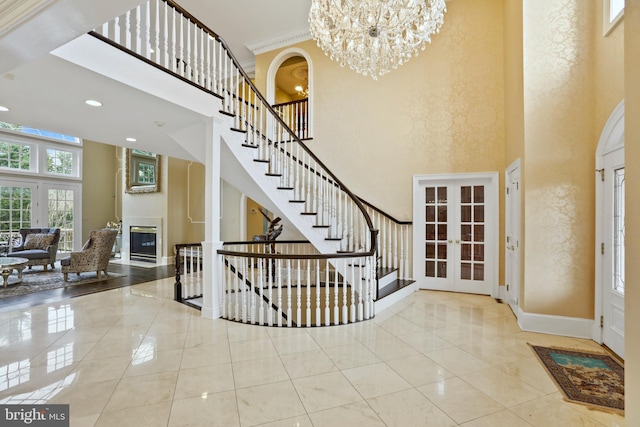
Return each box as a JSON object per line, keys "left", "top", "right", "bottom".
{"left": 125, "top": 149, "right": 160, "bottom": 194}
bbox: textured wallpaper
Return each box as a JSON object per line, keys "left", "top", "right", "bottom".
{"left": 523, "top": 0, "right": 597, "bottom": 318}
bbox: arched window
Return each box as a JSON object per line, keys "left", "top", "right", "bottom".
{"left": 267, "top": 48, "right": 314, "bottom": 140}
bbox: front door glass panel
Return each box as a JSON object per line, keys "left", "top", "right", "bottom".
{"left": 613, "top": 167, "right": 625, "bottom": 295}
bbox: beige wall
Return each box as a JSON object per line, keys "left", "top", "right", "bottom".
{"left": 246, "top": 198, "right": 266, "bottom": 240}
{"left": 625, "top": 0, "right": 640, "bottom": 423}
{"left": 81, "top": 140, "right": 118, "bottom": 244}
{"left": 167, "top": 158, "right": 205, "bottom": 250}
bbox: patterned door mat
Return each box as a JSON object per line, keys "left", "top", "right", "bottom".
{"left": 529, "top": 344, "right": 624, "bottom": 414}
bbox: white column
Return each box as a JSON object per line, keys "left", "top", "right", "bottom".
{"left": 202, "top": 114, "right": 224, "bottom": 319}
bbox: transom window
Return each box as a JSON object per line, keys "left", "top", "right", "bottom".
{"left": 0, "top": 140, "right": 34, "bottom": 172}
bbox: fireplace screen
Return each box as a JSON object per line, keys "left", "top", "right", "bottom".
{"left": 130, "top": 226, "right": 157, "bottom": 263}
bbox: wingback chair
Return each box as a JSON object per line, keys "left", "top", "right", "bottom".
{"left": 11, "top": 227, "right": 61, "bottom": 271}
{"left": 61, "top": 229, "right": 118, "bottom": 281}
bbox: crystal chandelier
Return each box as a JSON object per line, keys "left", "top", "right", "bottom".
{"left": 308, "top": 0, "right": 447, "bottom": 80}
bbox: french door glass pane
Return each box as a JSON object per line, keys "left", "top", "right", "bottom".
{"left": 48, "top": 189, "right": 74, "bottom": 252}
{"left": 460, "top": 185, "right": 485, "bottom": 282}
{"left": 613, "top": 168, "right": 625, "bottom": 294}
{"left": 0, "top": 185, "right": 31, "bottom": 243}
{"left": 425, "top": 186, "right": 447, "bottom": 278}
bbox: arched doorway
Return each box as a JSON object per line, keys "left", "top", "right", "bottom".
{"left": 594, "top": 100, "right": 625, "bottom": 359}
{"left": 267, "top": 48, "right": 313, "bottom": 140}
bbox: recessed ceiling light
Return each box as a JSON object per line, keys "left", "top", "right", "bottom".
{"left": 85, "top": 99, "right": 102, "bottom": 107}
{"left": 126, "top": 137, "right": 137, "bottom": 142}
{"left": 0, "top": 105, "right": 9, "bottom": 112}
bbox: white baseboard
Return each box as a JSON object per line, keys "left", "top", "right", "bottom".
{"left": 510, "top": 303, "right": 594, "bottom": 339}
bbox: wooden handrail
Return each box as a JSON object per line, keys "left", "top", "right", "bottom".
{"left": 358, "top": 197, "right": 412, "bottom": 225}
{"left": 273, "top": 98, "right": 309, "bottom": 109}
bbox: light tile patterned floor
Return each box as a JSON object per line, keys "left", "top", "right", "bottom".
{"left": 0, "top": 278, "right": 627, "bottom": 426}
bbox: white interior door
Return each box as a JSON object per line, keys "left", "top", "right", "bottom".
{"left": 414, "top": 173, "right": 498, "bottom": 295}
{"left": 505, "top": 161, "right": 521, "bottom": 306}
{"left": 602, "top": 148, "right": 624, "bottom": 359}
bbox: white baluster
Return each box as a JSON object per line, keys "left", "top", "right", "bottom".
{"left": 258, "top": 257, "right": 264, "bottom": 325}
{"left": 196, "top": 247, "right": 201, "bottom": 296}
{"left": 333, "top": 260, "right": 340, "bottom": 324}
{"left": 249, "top": 255, "right": 255, "bottom": 323}
{"left": 315, "top": 259, "right": 321, "bottom": 327}
{"left": 350, "top": 257, "right": 356, "bottom": 323}
{"left": 276, "top": 258, "right": 282, "bottom": 327}
{"left": 357, "top": 256, "right": 363, "bottom": 321}
{"left": 324, "top": 262, "right": 330, "bottom": 326}
{"left": 296, "top": 259, "right": 302, "bottom": 326}
{"left": 286, "top": 259, "right": 292, "bottom": 327}
{"left": 305, "top": 259, "right": 311, "bottom": 327}
{"left": 342, "top": 259, "right": 348, "bottom": 323}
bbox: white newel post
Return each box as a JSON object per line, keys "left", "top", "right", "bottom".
{"left": 202, "top": 114, "right": 224, "bottom": 319}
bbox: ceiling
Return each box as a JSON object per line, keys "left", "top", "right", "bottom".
{"left": 178, "top": 0, "right": 313, "bottom": 70}
{"left": 0, "top": 0, "right": 314, "bottom": 159}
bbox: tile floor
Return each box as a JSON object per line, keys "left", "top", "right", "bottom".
{"left": 0, "top": 278, "right": 626, "bottom": 426}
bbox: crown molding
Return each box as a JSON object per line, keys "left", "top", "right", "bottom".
{"left": 245, "top": 28, "right": 312, "bottom": 56}
{"left": 0, "top": 0, "right": 51, "bottom": 37}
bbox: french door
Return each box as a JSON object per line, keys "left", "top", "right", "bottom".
{"left": 0, "top": 178, "right": 81, "bottom": 253}
{"left": 413, "top": 173, "right": 498, "bottom": 295}
{"left": 602, "top": 148, "right": 624, "bottom": 358}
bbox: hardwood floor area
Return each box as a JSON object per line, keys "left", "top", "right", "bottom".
{"left": 0, "top": 261, "right": 174, "bottom": 313}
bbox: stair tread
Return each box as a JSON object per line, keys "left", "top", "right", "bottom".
{"left": 277, "top": 187, "right": 294, "bottom": 190}
{"left": 219, "top": 110, "right": 235, "bottom": 117}
{"left": 230, "top": 127, "right": 247, "bottom": 133}
{"left": 242, "top": 144, "right": 258, "bottom": 149}
{"left": 289, "top": 200, "right": 305, "bottom": 203}
{"left": 254, "top": 159, "right": 270, "bottom": 163}
{"left": 266, "top": 173, "right": 282, "bottom": 177}
{"left": 376, "top": 279, "right": 416, "bottom": 300}
{"left": 301, "top": 212, "right": 317, "bottom": 215}
{"left": 313, "top": 225, "right": 330, "bottom": 228}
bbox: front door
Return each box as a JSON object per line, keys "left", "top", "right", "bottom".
{"left": 413, "top": 173, "right": 498, "bottom": 295}
{"left": 602, "top": 148, "right": 624, "bottom": 358}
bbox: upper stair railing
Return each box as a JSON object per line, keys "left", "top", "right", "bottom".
{"left": 92, "top": 0, "right": 375, "bottom": 257}
{"left": 273, "top": 98, "right": 309, "bottom": 140}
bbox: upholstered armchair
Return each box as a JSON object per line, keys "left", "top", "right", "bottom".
{"left": 61, "top": 229, "right": 118, "bottom": 281}
{"left": 11, "top": 228, "right": 61, "bottom": 271}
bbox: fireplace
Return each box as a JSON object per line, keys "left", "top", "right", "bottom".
{"left": 130, "top": 226, "right": 157, "bottom": 263}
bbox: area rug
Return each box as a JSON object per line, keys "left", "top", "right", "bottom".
{"left": 0, "top": 269, "right": 125, "bottom": 299}
{"left": 529, "top": 344, "right": 624, "bottom": 414}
